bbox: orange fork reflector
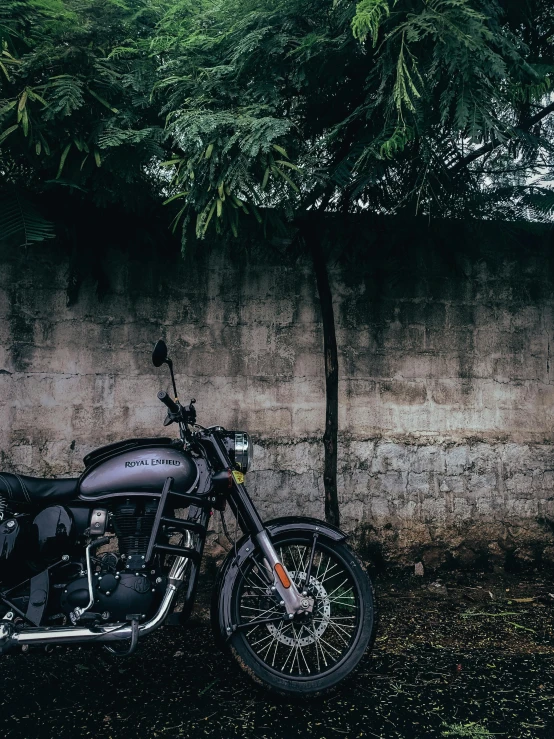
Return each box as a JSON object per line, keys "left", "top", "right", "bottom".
{"left": 274, "top": 563, "right": 291, "bottom": 589}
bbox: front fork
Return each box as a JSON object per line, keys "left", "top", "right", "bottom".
{"left": 254, "top": 530, "right": 313, "bottom": 616}
{"left": 209, "top": 431, "right": 313, "bottom": 616}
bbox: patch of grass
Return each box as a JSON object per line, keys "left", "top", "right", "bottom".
{"left": 442, "top": 722, "right": 495, "bottom": 738}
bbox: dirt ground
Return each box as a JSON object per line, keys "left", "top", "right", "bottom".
{"left": 1, "top": 566, "right": 553, "bottom": 739}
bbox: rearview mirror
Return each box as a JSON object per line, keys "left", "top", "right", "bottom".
{"left": 152, "top": 339, "right": 168, "bottom": 367}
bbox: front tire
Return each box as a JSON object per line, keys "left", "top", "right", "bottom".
{"left": 224, "top": 532, "right": 377, "bottom": 696}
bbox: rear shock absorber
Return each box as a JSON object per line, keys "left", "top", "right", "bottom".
{"left": 0, "top": 493, "right": 7, "bottom": 522}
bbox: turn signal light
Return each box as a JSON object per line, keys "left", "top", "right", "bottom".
{"left": 274, "top": 563, "right": 291, "bottom": 589}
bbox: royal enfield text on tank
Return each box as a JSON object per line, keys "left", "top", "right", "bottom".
{"left": 0, "top": 340, "right": 377, "bottom": 695}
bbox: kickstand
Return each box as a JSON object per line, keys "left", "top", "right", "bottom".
{"left": 104, "top": 615, "right": 140, "bottom": 657}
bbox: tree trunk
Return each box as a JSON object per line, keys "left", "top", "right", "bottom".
{"left": 309, "top": 235, "right": 340, "bottom": 527}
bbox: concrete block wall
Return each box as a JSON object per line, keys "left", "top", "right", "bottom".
{"left": 1, "top": 225, "right": 553, "bottom": 567}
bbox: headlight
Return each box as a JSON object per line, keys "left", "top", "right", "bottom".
{"left": 230, "top": 432, "right": 252, "bottom": 472}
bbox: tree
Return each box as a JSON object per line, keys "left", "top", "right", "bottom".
{"left": 152, "top": 0, "right": 554, "bottom": 524}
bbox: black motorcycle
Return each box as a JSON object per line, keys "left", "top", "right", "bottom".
{"left": 0, "top": 340, "right": 376, "bottom": 695}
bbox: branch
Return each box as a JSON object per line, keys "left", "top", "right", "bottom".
{"left": 450, "top": 100, "right": 554, "bottom": 175}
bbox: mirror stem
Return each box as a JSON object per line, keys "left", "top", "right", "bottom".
{"left": 166, "top": 359, "right": 179, "bottom": 401}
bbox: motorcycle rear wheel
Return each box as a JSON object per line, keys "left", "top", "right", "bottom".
{"left": 226, "top": 533, "right": 377, "bottom": 696}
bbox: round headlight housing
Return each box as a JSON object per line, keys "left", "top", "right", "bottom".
{"left": 233, "top": 432, "right": 252, "bottom": 473}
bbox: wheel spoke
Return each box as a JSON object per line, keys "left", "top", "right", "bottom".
{"left": 281, "top": 638, "right": 296, "bottom": 672}
{"left": 318, "top": 561, "right": 341, "bottom": 584}
{"left": 311, "top": 623, "right": 322, "bottom": 671}
{"left": 241, "top": 604, "right": 277, "bottom": 614}
{"left": 290, "top": 625, "right": 301, "bottom": 674}
{"left": 315, "top": 633, "right": 343, "bottom": 656}
{"left": 314, "top": 551, "right": 324, "bottom": 581}
{"left": 288, "top": 545, "right": 301, "bottom": 575}
{"left": 311, "top": 625, "right": 333, "bottom": 665}
{"left": 296, "top": 626, "right": 311, "bottom": 674}
{"left": 325, "top": 578, "right": 350, "bottom": 599}
{"left": 324, "top": 620, "right": 351, "bottom": 646}
{"left": 318, "top": 555, "right": 333, "bottom": 584}
{"left": 271, "top": 622, "right": 284, "bottom": 667}
{"left": 296, "top": 545, "right": 308, "bottom": 575}
{"left": 325, "top": 598, "right": 357, "bottom": 608}
{"left": 248, "top": 567, "right": 271, "bottom": 590}
{"left": 315, "top": 617, "right": 355, "bottom": 630}
{"left": 250, "top": 630, "right": 277, "bottom": 649}
{"left": 261, "top": 622, "right": 283, "bottom": 661}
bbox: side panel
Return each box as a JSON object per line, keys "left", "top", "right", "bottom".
{"left": 79, "top": 447, "right": 198, "bottom": 500}
{"left": 32, "top": 505, "right": 75, "bottom": 562}
{"left": 1, "top": 508, "right": 78, "bottom": 582}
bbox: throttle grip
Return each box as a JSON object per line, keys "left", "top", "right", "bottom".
{"left": 157, "top": 390, "right": 179, "bottom": 415}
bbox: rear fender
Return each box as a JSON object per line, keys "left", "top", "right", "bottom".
{"left": 211, "top": 516, "right": 347, "bottom": 648}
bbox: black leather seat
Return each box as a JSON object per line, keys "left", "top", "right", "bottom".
{"left": 0, "top": 472, "right": 79, "bottom": 504}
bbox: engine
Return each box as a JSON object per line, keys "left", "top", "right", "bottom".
{"left": 60, "top": 559, "right": 160, "bottom": 624}
{"left": 58, "top": 499, "right": 164, "bottom": 624}
{"left": 111, "top": 498, "right": 158, "bottom": 560}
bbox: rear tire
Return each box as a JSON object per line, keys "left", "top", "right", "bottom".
{"left": 225, "top": 533, "right": 377, "bottom": 696}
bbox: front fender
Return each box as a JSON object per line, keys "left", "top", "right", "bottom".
{"left": 265, "top": 516, "right": 347, "bottom": 543}
{"left": 210, "top": 516, "right": 348, "bottom": 648}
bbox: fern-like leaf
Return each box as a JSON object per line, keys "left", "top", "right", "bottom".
{"left": 351, "top": 0, "right": 391, "bottom": 45}
{"left": 43, "top": 75, "right": 84, "bottom": 120}
{"left": 0, "top": 192, "right": 55, "bottom": 245}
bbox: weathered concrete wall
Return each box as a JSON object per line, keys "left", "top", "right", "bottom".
{"left": 1, "top": 222, "right": 554, "bottom": 567}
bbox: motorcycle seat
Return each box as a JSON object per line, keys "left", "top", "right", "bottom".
{"left": 0, "top": 472, "right": 79, "bottom": 504}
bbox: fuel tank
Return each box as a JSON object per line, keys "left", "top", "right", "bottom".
{"left": 79, "top": 444, "right": 199, "bottom": 500}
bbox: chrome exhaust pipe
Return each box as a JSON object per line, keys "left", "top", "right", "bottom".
{"left": 10, "top": 583, "right": 178, "bottom": 650}
{"left": 1, "top": 534, "right": 195, "bottom": 655}
{"left": 7, "top": 547, "right": 193, "bottom": 652}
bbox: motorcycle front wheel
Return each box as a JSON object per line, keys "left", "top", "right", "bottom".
{"left": 225, "top": 532, "right": 377, "bottom": 696}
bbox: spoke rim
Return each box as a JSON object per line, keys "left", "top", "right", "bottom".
{"left": 235, "top": 539, "right": 361, "bottom": 679}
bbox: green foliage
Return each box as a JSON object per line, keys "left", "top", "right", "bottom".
{"left": 0, "top": 191, "right": 55, "bottom": 245}
{"left": 43, "top": 76, "right": 85, "bottom": 120}
{"left": 0, "top": 0, "right": 169, "bottom": 240}
{"left": 351, "top": 0, "right": 392, "bottom": 45}
{"left": 0, "top": 0, "right": 553, "bottom": 251}
{"left": 152, "top": 0, "right": 554, "bottom": 246}
{"left": 442, "top": 722, "right": 493, "bottom": 738}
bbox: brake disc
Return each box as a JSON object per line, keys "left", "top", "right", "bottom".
{"left": 266, "top": 572, "right": 331, "bottom": 647}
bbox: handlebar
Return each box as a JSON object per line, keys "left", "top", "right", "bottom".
{"left": 157, "top": 390, "right": 179, "bottom": 415}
